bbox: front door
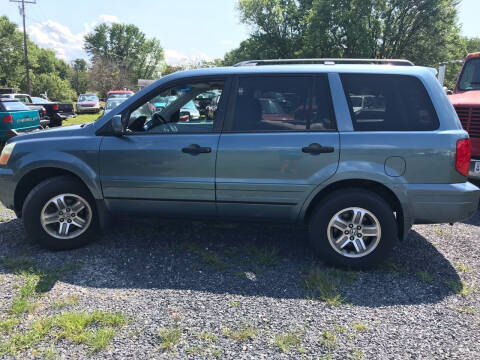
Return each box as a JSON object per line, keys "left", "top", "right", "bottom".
{"left": 99, "top": 79, "right": 227, "bottom": 217}
{"left": 216, "top": 75, "right": 340, "bottom": 220}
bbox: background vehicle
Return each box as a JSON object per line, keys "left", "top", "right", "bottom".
{"left": 106, "top": 90, "right": 134, "bottom": 100}
{"left": 103, "top": 97, "right": 129, "bottom": 116}
{"left": 0, "top": 93, "right": 75, "bottom": 127}
{"left": 445, "top": 52, "right": 480, "bottom": 179}
{"left": 0, "top": 99, "right": 41, "bottom": 144}
{"left": 0, "top": 59, "right": 478, "bottom": 269}
{"left": 76, "top": 93, "right": 101, "bottom": 114}
{"left": 0, "top": 93, "right": 49, "bottom": 127}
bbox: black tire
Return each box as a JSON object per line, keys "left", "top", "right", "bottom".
{"left": 308, "top": 188, "right": 398, "bottom": 269}
{"left": 22, "top": 176, "right": 99, "bottom": 250}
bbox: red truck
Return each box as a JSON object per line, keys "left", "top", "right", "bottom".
{"left": 448, "top": 52, "right": 480, "bottom": 180}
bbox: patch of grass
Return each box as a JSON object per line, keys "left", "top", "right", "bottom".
{"left": 158, "top": 327, "right": 182, "bottom": 351}
{"left": 222, "top": 326, "right": 256, "bottom": 341}
{"left": 186, "top": 346, "right": 204, "bottom": 355}
{"left": 352, "top": 323, "right": 368, "bottom": 332}
{"left": 378, "top": 260, "right": 401, "bottom": 272}
{"left": 453, "top": 307, "right": 478, "bottom": 314}
{"left": 195, "top": 330, "right": 217, "bottom": 342}
{"left": 320, "top": 331, "right": 337, "bottom": 348}
{"left": 246, "top": 244, "right": 280, "bottom": 266}
{"left": 210, "top": 347, "right": 223, "bottom": 358}
{"left": 274, "top": 332, "right": 302, "bottom": 353}
{"left": 0, "top": 317, "right": 53, "bottom": 356}
{"left": 434, "top": 228, "right": 452, "bottom": 238}
{"left": 455, "top": 263, "right": 474, "bottom": 273}
{"left": 445, "top": 279, "right": 475, "bottom": 296}
{"left": 229, "top": 300, "right": 240, "bottom": 307}
{"left": 301, "top": 267, "right": 359, "bottom": 306}
{"left": 416, "top": 271, "right": 434, "bottom": 283}
{"left": 0, "top": 318, "right": 20, "bottom": 333}
{"left": 201, "top": 251, "right": 229, "bottom": 270}
{"left": 352, "top": 349, "right": 366, "bottom": 360}
{"left": 55, "top": 311, "right": 127, "bottom": 351}
{"left": 51, "top": 295, "right": 80, "bottom": 310}
{"left": 63, "top": 113, "right": 100, "bottom": 126}
{"left": 0, "top": 257, "right": 35, "bottom": 272}
{"left": 42, "top": 345, "right": 59, "bottom": 360}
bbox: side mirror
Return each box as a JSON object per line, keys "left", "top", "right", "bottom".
{"left": 111, "top": 115, "right": 124, "bottom": 137}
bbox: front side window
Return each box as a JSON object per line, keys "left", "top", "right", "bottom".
{"left": 231, "top": 75, "right": 335, "bottom": 132}
{"left": 458, "top": 58, "right": 480, "bottom": 91}
{"left": 125, "top": 81, "right": 224, "bottom": 133}
{"left": 341, "top": 74, "right": 439, "bottom": 131}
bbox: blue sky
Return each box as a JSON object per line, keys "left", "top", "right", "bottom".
{"left": 1, "top": 0, "right": 479, "bottom": 65}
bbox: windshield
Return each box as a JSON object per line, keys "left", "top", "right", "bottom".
{"left": 78, "top": 94, "right": 98, "bottom": 102}
{"left": 106, "top": 98, "right": 127, "bottom": 110}
{"left": 108, "top": 93, "right": 132, "bottom": 99}
{"left": 1, "top": 101, "right": 29, "bottom": 111}
{"left": 31, "top": 97, "right": 50, "bottom": 104}
{"left": 458, "top": 58, "right": 480, "bottom": 91}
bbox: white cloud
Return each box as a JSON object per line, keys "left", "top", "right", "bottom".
{"left": 26, "top": 14, "right": 120, "bottom": 61}
{"left": 164, "top": 49, "right": 214, "bottom": 66}
{"left": 220, "top": 39, "right": 234, "bottom": 47}
{"left": 98, "top": 14, "right": 120, "bottom": 24}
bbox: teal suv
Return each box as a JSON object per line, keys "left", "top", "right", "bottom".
{"left": 0, "top": 59, "right": 478, "bottom": 268}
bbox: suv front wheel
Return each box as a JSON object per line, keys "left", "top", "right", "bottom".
{"left": 308, "top": 189, "right": 398, "bottom": 268}
{"left": 22, "top": 176, "right": 98, "bottom": 250}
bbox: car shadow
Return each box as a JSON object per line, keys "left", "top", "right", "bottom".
{"left": 0, "top": 214, "right": 466, "bottom": 308}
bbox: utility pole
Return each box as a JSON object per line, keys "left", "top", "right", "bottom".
{"left": 10, "top": 0, "right": 36, "bottom": 94}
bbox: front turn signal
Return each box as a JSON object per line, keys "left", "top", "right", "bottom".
{"left": 0, "top": 142, "right": 16, "bottom": 165}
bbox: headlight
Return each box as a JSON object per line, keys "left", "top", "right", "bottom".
{"left": 0, "top": 142, "right": 16, "bottom": 165}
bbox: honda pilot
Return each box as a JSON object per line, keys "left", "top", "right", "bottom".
{"left": 0, "top": 59, "right": 478, "bottom": 268}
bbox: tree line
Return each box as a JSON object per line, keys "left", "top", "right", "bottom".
{"left": 1, "top": 1, "right": 479, "bottom": 100}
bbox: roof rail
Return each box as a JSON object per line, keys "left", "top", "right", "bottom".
{"left": 233, "top": 58, "right": 414, "bottom": 67}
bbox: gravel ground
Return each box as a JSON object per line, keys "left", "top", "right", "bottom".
{"left": 0, "top": 202, "right": 479, "bottom": 360}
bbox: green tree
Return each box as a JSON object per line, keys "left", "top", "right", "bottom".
{"left": 70, "top": 58, "right": 89, "bottom": 95}
{"left": 84, "top": 23, "right": 164, "bottom": 88}
{"left": 0, "top": 15, "right": 25, "bottom": 88}
{"left": 225, "top": 0, "right": 463, "bottom": 68}
{"left": 31, "top": 73, "right": 76, "bottom": 101}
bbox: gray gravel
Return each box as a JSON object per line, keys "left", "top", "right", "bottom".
{"left": 0, "top": 202, "right": 479, "bottom": 359}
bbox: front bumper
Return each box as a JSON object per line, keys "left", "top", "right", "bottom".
{"left": 469, "top": 158, "right": 480, "bottom": 180}
{"left": 406, "top": 182, "right": 480, "bottom": 224}
{"left": 0, "top": 167, "right": 15, "bottom": 209}
{"left": 76, "top": 107, "right": 100, "bottom": 113}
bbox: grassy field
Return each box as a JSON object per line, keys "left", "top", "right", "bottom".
{"left": 63, "top": 113, "right": 101, "bottom": 126}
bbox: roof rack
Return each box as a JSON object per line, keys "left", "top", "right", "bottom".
{"left": 233, "top": 58, "right": 414, "bottom": 67}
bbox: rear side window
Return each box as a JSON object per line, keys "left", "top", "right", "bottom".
{"left": 341, "top": 74, "right": 439, "bottom": 131}
{"left": 231, "top": 75, "right": 335, "bottom": 132}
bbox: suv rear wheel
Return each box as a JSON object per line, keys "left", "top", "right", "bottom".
{"left": 308, "top": 189, "right": 398, "bottom": 268}
{"left": 22, "top": 176, "right": 98, "bottom": 250}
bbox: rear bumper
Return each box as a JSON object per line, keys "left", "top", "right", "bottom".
{"left": 406, "top": 182, "right": 480, "bottom": 224}
{"left": 0, "top": 167, "right": 15, "bottom": 209}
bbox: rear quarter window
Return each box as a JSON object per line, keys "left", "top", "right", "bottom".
{"left": 340, "top": 74, "right": 439, "bottom": 131}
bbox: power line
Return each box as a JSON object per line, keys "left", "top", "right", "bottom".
{"left": 9, "top": 0, "right": 37, "bottom": 94}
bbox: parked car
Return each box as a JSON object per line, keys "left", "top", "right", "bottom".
{"left": 103, "top": 97, "right": 129, "bottom": 116}
{"left": 0, "top": 99, "right": 41, "bottom": 145}
{"left": 0, "top": 93, "right": 49, "bottom": 127}
{"left": 0, "top": 93, "right": 75, "bottom": 127}
{"left": 76, "top": 94, "right": 101, "bottom": 114}
{"left": 0, "top": 59, "right": 479, "bottom": 268}
{"left": 447, "top": 52, "right": 480, "bottom": 179}
{"left": 106, "top": 90, "right": 134, "bottom": 100}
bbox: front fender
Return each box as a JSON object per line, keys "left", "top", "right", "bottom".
{"left": 11, "top": 148, "right": 102, "bottom": 200}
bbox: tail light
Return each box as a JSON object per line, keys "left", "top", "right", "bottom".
{"left": 42, "top": 108, "right": 46, "bottom": 114}
{"left": 3, "top": 114, "right": 13, "bottom": 124}
{"left": 52, "top": 104, "right": 59, "bottom": 111}
{"left": 456, "top": 138, "right": 471, "bottom": 176}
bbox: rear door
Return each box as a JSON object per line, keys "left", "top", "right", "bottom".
{"left": 216, "top": 74, "right": 340, "bottom": 220}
